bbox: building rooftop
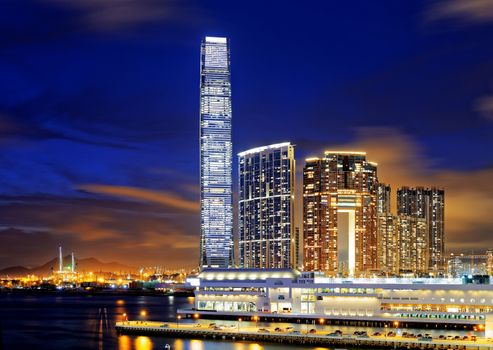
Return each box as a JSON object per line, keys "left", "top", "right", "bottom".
{"left": 238, "top": 142, "right": 291, "bottom": 157}
{"left": 198, "top": 268, "right": 299, "bottom": 281}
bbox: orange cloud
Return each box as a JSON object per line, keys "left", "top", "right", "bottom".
{"left": 77, "top": 184, "right": 199, "bottom": 211}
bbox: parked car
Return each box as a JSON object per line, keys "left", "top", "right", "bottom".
{"left": 372, "top": 332, "right": 381, "bottom": 336}
{"left": 387, "top": 331, "right": 396, "bottom": 337}
{"left": 309, "top": 329, "right": 317, "bottom": 334}
{"left": 258, "top": 328, "right": 270, "bottom": 333}
{"left": 274, "top": 327, "right": 282, "bottom": 332}
{"left": 160, "top": 324, "right": 169, "bottom": 328}
{"left": 285, "top": 327, "right": 294, "bottom": 331}
{"left": 438, "top": 335, "right": 446, "bottom": 339}
{"left": 326, "top": 332, "right": 342, "bottom": 338}
{"left": 418, "top": 336, "right": 433, "bottom": 342}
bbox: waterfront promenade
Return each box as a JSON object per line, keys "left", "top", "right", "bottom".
{"left": 115, "top": 321, "right": 493, "bottom": 349}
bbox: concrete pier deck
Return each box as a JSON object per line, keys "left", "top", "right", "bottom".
{"left": 115, "top": 321, "right": 493, "bottom": 349}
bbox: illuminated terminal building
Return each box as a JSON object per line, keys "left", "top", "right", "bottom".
{"left": 303, "top": 151, "right": 378, "bottom": 276}
{"left": 183, "top": 269, "right": 493, "bottom": 333}
{"left": 238, "top": 142, "right": 295, "bottom": 269}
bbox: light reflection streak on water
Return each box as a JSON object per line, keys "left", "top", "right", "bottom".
{"left": 118, "top": 335, "right": 131, "bottom": 350}
{"left": 135, "top": 336, "right": 152, "bottom": 350}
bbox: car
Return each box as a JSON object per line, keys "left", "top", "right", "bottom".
{"left": 290, "top": 330, "right": 301, "bottom": 334}
{"left": 160, "top": 324, "right": 169, "bottom": 328}
{"left": 335, "top": 330, "right": 342, "bottom": 335}
{"left": 209, "top": 323, "right": 216, "bottom": 328}
{"left": 471, "top": 335, "right": 477, "bottom": 341}
{"left": 326, "top": 332, "right": 342, "bottom": 338}
{"left": 462, "top": 335, "right": 469, "bottom": 340}
{"left": 274, "top": 327, "right": 282, "bottom": 332}
{"left": 309, "top": 329, "right": 317, "bottom": 334}
{"left": 193, "top": 324, "right": 201, "bottom": 328}
{"left": 454, "top": 335, "right": 461, "bottom": 340}
{"left": 286, "top": 326, "right": 294, "bottom": 331}
{"left": 258, "top": 328, "right": 270, "bottom": 333}
{"left": 438, "top": 335, "right": 446, "bottom": 339}
{"left": 354, "top": 331, "right": 362, "bottom": 335}
{"left": 387, "top": 331, "right": 396, "bottom": 337}
{"left": 372, "top": 332, "right": 381, "bottom": 336}
{"left": 418, "top": 336, "right": 433, "bottom": 342}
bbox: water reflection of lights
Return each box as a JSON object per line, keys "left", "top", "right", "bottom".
{"left": 190, "top": 339, "right": 204, "bottom": 350}
{"left": 173, "top": 339, "right": 184, "bottom": 350}
{"left": 135, "top": 336, "right": 152, "bottom": 350}
{"left": 116, "top": 299, "right": 125, "bottom": 305}
{"left": 248, "top": 344, "right": 263, "bottom": 350}
{"left": 118, "top": 335, "right": 131, "bottom": 350}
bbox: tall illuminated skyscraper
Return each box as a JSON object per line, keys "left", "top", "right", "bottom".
{"left": 199, "top": 36, "right": 233, "bottom": 269}
{"left": 238, "top": 143, "right": 295, "bottom": 269}
{"left": 303, "top": 151, "right": 378, "bottom": 276}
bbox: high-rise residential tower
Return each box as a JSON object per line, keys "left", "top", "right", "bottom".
{"left": 199, "top": 37, "right": 233, "bottom": 269}
{"left": 303, "top": 151, "right": 378, "bottom": 276}
{"left": 238, "top": 143, "right": 295, "bottom": 269}
{"left": 397, "top": 187, "right": 445, "bottom": 274}
{"left": 376, "top": 183, "right": 398, "bottom": 275}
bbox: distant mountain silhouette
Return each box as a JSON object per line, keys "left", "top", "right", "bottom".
{"left": 0, "top": 256, "right": 136, "bottom": 277}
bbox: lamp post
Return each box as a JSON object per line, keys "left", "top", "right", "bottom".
{"left": 122, "top": 313, "right": 128, "bottom": 323}
{"left": 176, "top": 315, "right": 181, "bottom": 329}
{"left": 238, "top": 318, "right": 242, "bottom": 331}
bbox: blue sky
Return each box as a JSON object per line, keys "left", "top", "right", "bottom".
{"left": 1, "top": 0, "right": 493, "bottom": 269}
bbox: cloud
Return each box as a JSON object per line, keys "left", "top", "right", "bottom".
{"left": 0, "top": 194, "right": 199, "bottom": 269}
{"left": 426, "top": 0, "right": 493, "bottom": 24}
{"left": 44, "top": 0, "right": 201, "bottom": 31}
{"left": 475, "top": 94, "right": 493, "bottom": 120}
{"left": 77, "top": 184, "right": 198, "bottom": 211}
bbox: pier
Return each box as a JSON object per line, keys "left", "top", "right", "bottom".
{"left": 115, "top": 321, "right": 493, "bottom": 349}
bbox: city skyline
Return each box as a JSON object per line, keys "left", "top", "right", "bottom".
{"left": 1, "top": 1, "right": 493, "bottom": 269}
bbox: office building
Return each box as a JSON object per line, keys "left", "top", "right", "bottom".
{"left": 199, "top": 36, "right": 233, "bottom": 268}
{"left": 238, "top": 143, "right": 295, "bottom": 269}
{"left": 303, "top": 151, "right": 378, "bottom": 276}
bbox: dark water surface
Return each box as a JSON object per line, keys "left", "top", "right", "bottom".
{"left": 0, "top": 293, "right": 319, "bottom": 350}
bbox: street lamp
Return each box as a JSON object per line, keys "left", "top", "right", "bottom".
{"left": 238, "top": 318, "right": 242, "bottom": 331}
{"left": 122, "top": 313, "right": 128, "bottom": 323}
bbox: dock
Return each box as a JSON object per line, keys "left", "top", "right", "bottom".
{"left": 115, "top": 321, "right": 493, "bottom": 349}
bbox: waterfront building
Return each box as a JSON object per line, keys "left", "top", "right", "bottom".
{"left": 397, "top": 187, "right": 445, "bottom": 274}
{"left": 447, "top": 253, "right": 488, "bottom": 277}
{"left": 303, "top": 152, "right": 378, "bottom": 276}
{"left": 238, "top": 143, "right": 295, "bottom": 269}
{"left": 199, "top": 36, "right": 234, "bottom": 269}
{"left": 184, "top": 269, "right": 493, "bottom": 332}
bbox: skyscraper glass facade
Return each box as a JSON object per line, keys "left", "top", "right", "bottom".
{"left": 199, "top": 36, "right": 233, "bottom": 269}
{"left": 238, "top": 143, "right": 295, "bottom": 269}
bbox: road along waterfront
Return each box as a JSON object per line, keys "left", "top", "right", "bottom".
{"left": 116, "top": 320, "right": 493, "bottom": 349}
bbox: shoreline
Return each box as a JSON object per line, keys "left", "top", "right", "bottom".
{"left": 0, "top": 289, "right": 194, "bottom": 297}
